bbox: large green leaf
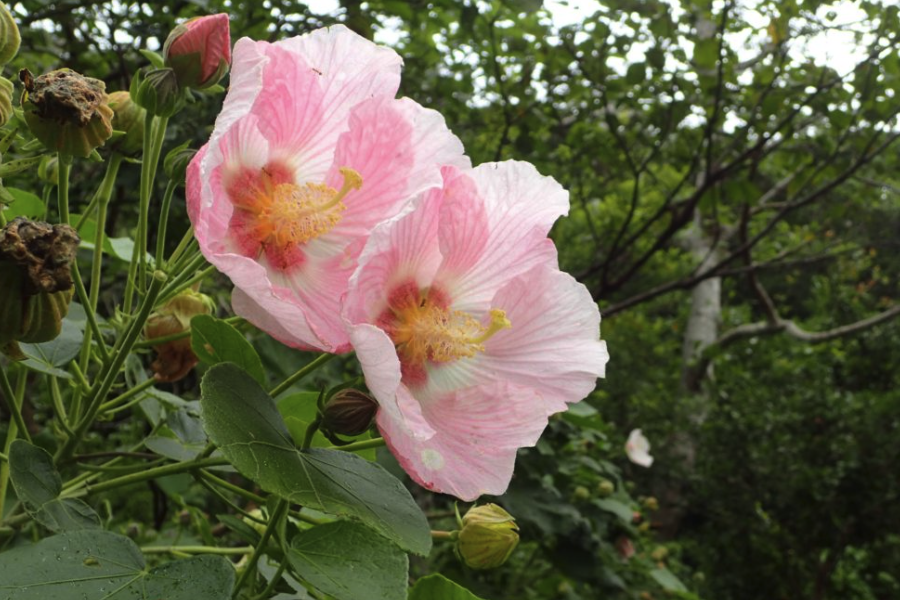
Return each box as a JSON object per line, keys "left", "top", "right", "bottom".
{"left": 0, "top": 530, "right": 234, "bottom": 599}
{"left": 0, "top": 187, "right": 44, "bottom": 219}
{"left": 650, "top": 567, "right": 688, "bottom": 592}
{"left": 408, "top": 574, "right": 486, "bottom": 600}
{"left": 8, "top": 440, "right": 101, "bottom": 532}
{"left": 288, "top": 521, "right": 408, "bottom": 600}
{"left": 200, "top": 363, "right": 431, "bottom": 556}
{"left": 191, "top": 315, "right": 266, "bottom": 385}
{"left": 19, "top": 318, "right": 83, "bottom": 378}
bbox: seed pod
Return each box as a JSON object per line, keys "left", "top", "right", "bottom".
{"left": 20, "top": 68, "right": 114, "bottom": 158}
{"left": 107, "top": 90, "right": 145, "bottom": 155}
{"left": 0, "top": 2, "right": 21, "bottom": 67}
{"left": 144, "top": 289, "right": 215, "bottom": 382}
{"left": 0, "top": 76, "right": 13, "bottom": 128}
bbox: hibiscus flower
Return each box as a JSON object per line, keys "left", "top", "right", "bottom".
{"left": 187, "top": 25, "right": 468, "bottom": 352}
{"left": 343, "top": 163, "right": 609, "bottom": 500}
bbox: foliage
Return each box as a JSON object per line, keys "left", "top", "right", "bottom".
{"left": 0, "top": 0, "right": 898, "bottom": 599}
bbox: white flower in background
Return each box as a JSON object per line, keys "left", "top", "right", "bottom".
{"left": 625, "top": 428, "right": 653, "bottom": 467}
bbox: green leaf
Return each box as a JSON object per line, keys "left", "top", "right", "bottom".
{"left": 19, "top": 318, "right": 83, "bottom": 378}
{"left": 650, "top": 567, "right": 688, "bottom": 592}
{"left": 0, "top": 187, "right": 44, "bottom": 219}
{"left": 74, "top": 214, "right": 139, "bottom": 262}
{"left": 408, "top": 574, "right": 486, "bottom": 600}
{"left": 288, "top": 521, "right": 408, "bottom": 600}
{"left": 8, "top": 440, "right": 101, "bottom": 532}
{"left": 593, "top": 498, "right": 634, "bottom": 524}
{"left": 0, "top": 155, "right": 43, "bottom": 177}
{"left": 0, "top": 530, "right": 234, "bottom": 599}
{"left": 191, "top": 314, "right": 266, "bottom": 385}
{"left": 200, "top": 363, "right": 431, "bottom": 555}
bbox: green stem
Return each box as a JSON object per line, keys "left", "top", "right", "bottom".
{"left": 232, "top": 499, "right": 288, "bottom": 597}
{"left": 56, "top": 153, "right": 72, "bottom": 224}
{"left": 269, "top": 353, "right": 337, "bottom": 398}
{"left": 155, "top": 180, "right": 178, "bottom": 268}
{"left": 78, "top": 153, "right": 123, "bottom": 376}
{"left": 0, "top": 451, "right": 6, "bottom": 462}
{"left": 63, "top": 456, "right": 229, "bottom": 497}
{"left": 431, "top": 530, "right": 455, "bottom": 540}
{"left": 0, "top": 370, "right": 26, "bottom": 519}
{"left": 158, "top": 252, "right": 207, "bottom": 302}
{"left": 166, "top": 226, "right": 195, "bottom": 268}
{"left": 302, "top": 417, "right": 321, "bottom": 450}
{"left": 158, "top": 262, "right": 214, "bottom": 305}
{"left": 330, "top": 437, "right": 385, "bottom": 453}
{"left": 70, "top": 266, "right": 110, "bottom": 364}
{"left": 40, "top": 183, "right": 52, "bottom": 221}
{"left": 199, "top": 469, "right": 265, "bottom": 505}
{"left": 0, "top": 363, "right": 29, "bottom": 444}
{"left": 135, "top": 316, "right": 244, "bottom": 348}
{"left": 141, "top": 545, "right": 253, "bottom": 556}
{"left": 98, "top": 377, "right": 155, "bottom": 413}
{"left": 252, "top": 561, "right": 287, "bottom": 600}
{"left": 55, "top": 271, "right": 167, "bottom": 463}
{"left": 50, "top": 376, "right": 76, "bottom": 438}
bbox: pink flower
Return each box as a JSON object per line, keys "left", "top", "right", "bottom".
{"left": 164, "top": 13, "right": 232, "bottom": 89}
{"left": 343, "top": 163, "right": 609, "bottom": 500}
{"left": 625, "top": 428, "right": 653, "bottom": 467}
{"left": 187, "top": 26, "right": 468, "bottom": 352}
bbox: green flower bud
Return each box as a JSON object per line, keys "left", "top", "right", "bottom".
{"left": 321, "top": 389, "right": 378, "bottom": 437}
{"left": 0, "top": 76, "right": 13, "bottom": 127}
{"left": 144, "top": 289, "right": 214, "bottom": 382}
{"left": 107, "top": 90, "right": 145, "bottom": 155}
{"left": 163, "top": 141, "right": 196, "bottom": 186}
{"left": 457, "top": 504, "right": 520, "bottom": 570}
{"left": 642, "top": 496, "right": 659, "bottom": 512}
{"left": 134, "top": 68, "right": 183, "bottom": 118}
{"left": 20, "top": 68, "right": 114, "bottom": 158}
{"left": 37, "top": 155, "right": 58, "bottom": 185}
{"left": 572, "top": 485, "right": 591, "bottom": 502}
{"left": 0, "top": 218, "right": 79, "bottom": 357}
{"left": 596, "top": 478, "right": 615, "bottom": 498}
{"left": 0, "top": 2, "right": 21, "bottom": 67}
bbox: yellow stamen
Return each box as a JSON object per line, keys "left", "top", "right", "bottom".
{"left": 470, "top": 309, "right": 511, "bottom": 344}
{"left": 318, "top": 167, "right": 363, "bottom": 212}
{"left": 394, "top": 304, "right": 511, "bottom": 364}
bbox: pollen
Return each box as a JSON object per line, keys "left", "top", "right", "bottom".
{"left": 230, "top": 167, "right": 362, "bottom": 253}
{"left": 391, "top": 295, "right": 511, "bottom": 366}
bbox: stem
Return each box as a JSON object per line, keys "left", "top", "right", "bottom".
{"left": 166, "top": 226, "right": 195, "bottom": 268}
{"left": 40, "top": 184, "right": 52, "bottom": 221}
{"left": 141, "top": 545, "right": 253, "bottom": 556}
{"left": 269, "top": 353, "right": 337, "bottom": 398}
{"left": 78, "top": 153, "right": 123, "bottom": 376}
{"left": 0, "top": 370, "right": 26, "bottom": 519}
{"left": 56, "top": 153, "right": 72, "bottom": 224}
{"left": 199, "top": 469, "right": 265, "bottom": 505}
{"left": 155, "top": 180, "right": 178, "bottom": 268}
{"left": 431, "top": 530, "right": 455, "bottom": 540}
{"left": 252, "top": 561, "right": 287, "bottom": 600}
{"left": 50, "top": 376, "right": 76, "bottom": 438}
{"left": 302, "top": 417, "right": 321, "bottom": 450}
{"left": 233, "top": 499, "right": 288, "bottom": 598}
{"left": 64, "top": 456, "right": 229, "bottom": 497}
{"left": 0, "top": 452, "right": 6, "bottom": 462}
{"left": 0, "top": 364, "right": 30, "bottom": 444}
{"left": 70, "top": 265, "right": 111, "bottom": 363}
{"left": 55, "top": 271, "right": 167, "bottom": 463}
{"left": 135, "top": 316, "right": 244, "bottom": 348}
{"left": 158, "top": 263, "right": 215, "bottom": 305}
{"left": 158, "top": 252, "right": 207, "bottom": 303}
{"left": 330, "top": 437, "right": 386, "bottom": 453}
{"left": 97, "top": 377, "right": 155, "bottom": 413}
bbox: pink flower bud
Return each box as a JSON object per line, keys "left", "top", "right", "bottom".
{"left": 163, "top": 13, "right": 231, "bottom": 90}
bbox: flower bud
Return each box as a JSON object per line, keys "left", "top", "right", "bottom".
{"left": 0, "top": 2, "right": 21, "bottom": 67}
{"left": 321, "top": 389, "right": 378, "bottom": 437}
{"left": 107, "top": 90, "right": 145, "bottom": 155}
{"left": 0, "top": 218, "right": 79, "bottom": 358}
{"left": 163, "top": 14, "right": 231, "bottom": 90}
{"left": 642, "top": 496, "right": 659, "bottom": 512}
{"left": 0, "top": 76, "right": 13, "bottom": 127}
{"left": 457, "top": 504, "right": 519, "bottom": 570}
{"left": 20, "top": 68, "right": 114, "bottom": 158}
{"left": 572, "top": 485, "right": 591, "bottom": 502}
{"left": 163, "top": 141, "right": 196, "bottom": 186}
{"left": 144, "top": 289, "right": 214, "bottom": 382}
{"left": 134, "top": 68, "right": 182, "bottom": 118}
{"left": 37, "top": 155, "right": 59, "bottom": 185}
{"left": 596, "top": 478, "right": 615, "bottom": 498}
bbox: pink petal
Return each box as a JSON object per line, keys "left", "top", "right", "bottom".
{"left": 324, "top": 97, "right": 468, "bottom": 243}
{"left": 433, "top": 162, "right": 569, "bottom": 312}
{"left": 207, "top": 37, "right": 267, "bottom": 146}
{"left": 231, "top": 286, "right": 321, "bottom": 352}
{"left": 343, "top": 189, "right": 445, "bottom": 326}
{"left": 376, "top": 381, "right": 547, "bottom": 501}
{"left": 254, "top": 25, "right": 402, "bottom": 178}
{"left": 471, "top": 264, "right": 608, "bottom": 414}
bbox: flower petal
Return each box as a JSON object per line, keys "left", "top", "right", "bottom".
{"left": 324, "top": 96, "right": 468, "bottom": 242}
{"left": 376, "top": 381, "right": 546, "bottom": 501}
{"left": 254, "top": 26, "right": 402, "bottom": 177}
{"left": 469, "top": 264, "right": 608, "bottom": 414}
{"left": 231, "top": 286, "right": 321, "bottom": 351}
{"left": 433, "top": 162, "right": 568, "bottom": 312}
